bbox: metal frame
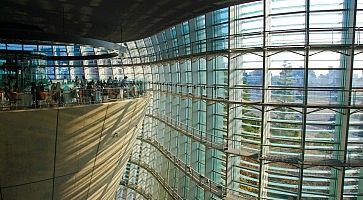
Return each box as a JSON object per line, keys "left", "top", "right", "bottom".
{"left": 120, "top": 1, "right": 363, "bottom": 200}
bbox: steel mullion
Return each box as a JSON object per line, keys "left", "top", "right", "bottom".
{"left": 296, "top": 0, "right": 310, "bottom": 198}
{"left": 338, "top": 0, "right": 358, "bottom": 199}
{"left": 258, "top": 0, "right": 268, "bottom": 198}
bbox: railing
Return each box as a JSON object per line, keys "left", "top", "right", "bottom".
{"left": 147, "top": 113, "right": 363, "bottom": 167}
{"left": 137, "top": 136, "right": 226, "bottom": 198}
{"left": 0, "top": 86, "right": 147, "bottom": 111}
{"left": 260, "top": 147, "right": 363, "bottom": 167}
{"left": 128, "top": 159, "right": 183, "bottom": 200}
{"left": 119, "top": 181, "right": 152, "bottom": 200}
{"left": 150, "top": 85, "right": 363, "bottom": 109}
{"left": 147, "top": 113, "right": 276, "bottom": 159}
{"left": 146, "top": 114, "right": 225, "bottom": 150}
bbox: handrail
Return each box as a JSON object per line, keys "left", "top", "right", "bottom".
{"left": 147, "top": 113, "right": 262, "bottom": 158}
{"left": 137, "top": 136, "right": 225, "bottom": 198}
{"left": 151, "top": 82, "right": 363, "bottom": 96}
{"left": 128, "top": 159, "right": 183, "bottom": 200}
{"left": 150, "top": 89, "right": 363, "bottom": 110}
{"left": 146, "top": 114, "right": 225, "bottom": 150}
{"left": 0, "top": 86, "right": 147, "bottom": 111}
{"left": 46, "top": 52, "right": 118, "bottom": 61}
{"left": 260, "top": 147, "right": 363, "bottom": 167}
{"left": 119, "top": 181, "right": 152, "bottom": 200}
{"left": 146, "top": 113, "right": 363, "bottom": 167}
{"left": 151, "top": 82, "right": 363, "bottom": 92}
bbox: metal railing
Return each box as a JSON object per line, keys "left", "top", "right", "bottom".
{"left": 146, "top": 113, "right": 225, "bottom": 150}
{"left": 260, "top": 147, "right": 363, "bottom": 167}
{"left": 150, "top": 85, "right": 363, "bottom": 109}
{"left": 119, "top": 181, "right": 152, "bottom": 200}
{"left": 147, "top": 113, "right": 270, "bottom": 159}
{"left": 147, "top": 112, "right": 363, "bottom": 168}
{"left": 137, "top": 136, "right": 226, "bottom": 198}
{"left": 0, "top": 86, "right": 147, "bottom": 111}
{"left": 128, "top": 159, "right": 183, "bottom": 200}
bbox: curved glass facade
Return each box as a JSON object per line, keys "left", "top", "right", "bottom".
{"left": 0, "top": 43, "right": 129, "bottom": 88}
{"left": 2, "top": 0, "right": 363, "bottom": 199}
{"left": 118, "top": 0, "right": 363, "bottom": 199}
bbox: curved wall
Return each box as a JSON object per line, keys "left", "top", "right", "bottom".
{"left": 0, "top": 97, "right": 149, "bottom": 200}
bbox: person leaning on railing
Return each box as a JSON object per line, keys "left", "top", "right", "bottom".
{"left": 136, "top": 81, "right": 144, "bottom": 96}
{"left": 86, "top": 80, "right": 96, "bottom": 103}
{"left": 31, "top": 82, "right": 38, "bottom": 108}
{"left": 74, "top": 76, "right": 80, "bottom": 87}
{"left": 113, "top": 77, "right": 119, "bottom": 87}
{"left": 107, "top": 76, "right": 113, "bottom": 87}
{"left": 129, "top": 81, "right": 136, "bottom": 97}
{"left": 120, "top": 76, "right": 128, "bottom": 98}
{"left": 70, "top": 87, "right": 78, "bottom": 104}
{"left": 120, "top": 76, "right": 128, "bottom": 88}
{"left": 37, "top": 82, "right": 46, "bottom": 107}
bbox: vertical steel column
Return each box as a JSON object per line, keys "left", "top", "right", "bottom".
{"left": 66, "top": 45, "right": 71, "bottom": 79}
{"left": 190, "top": 57, "right": 202, "bottom": 199}
{"left": 189, "top": 18, "right": 197, "bottom": 55}
{"left": 169, "top": 61, "right": 178, "bottom": 194}
{"left": 259, "top": 0, "right": 271, "bottom": 198}
{"left": 297, "top": 0, "right": 310, "bottom": 199}
{"left": 160, "top": 63, "right": 170, "bottom": 200}
{"left": 94, "top": 46, "right": 100, "bottom": 80}
{"left": 176, "top": 23, "right": 183, "bottom": 56}
{"left": 225, "top": 5, "right": 234, "bottom": 199}
{"left": 336, "top": 0, "right": 358, "bottom": 199}
{"left": 52, "top": 45, "right": 56, "bottom": 78}
{"left": 180, "top": 59, "right": 192, "bottom": 199}
{"left": 204, "top": 11, "right": 214, "bottom": 200}
{"left": 165, "top": 26, "right": 173, "bottom": 60}
{"left": 163, "top": 63, "right": 171, "bottom": 187}
{"left": 132, "top": 41, "right": 140, "bottom": 81}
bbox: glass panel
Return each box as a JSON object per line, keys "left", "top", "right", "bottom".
{"left": 270, "top": 0, "right": 305, "bottom": 14}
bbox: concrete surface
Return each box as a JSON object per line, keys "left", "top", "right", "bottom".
{"left": 0, "top": 97, "right": 148, "bottom": 200}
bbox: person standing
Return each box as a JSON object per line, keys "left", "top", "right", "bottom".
{"left": 120, "top": 76, "right": 128, "bottom": 87}
{"left": 31, "top": 82, "right": 38, "bottom": 108}
{"left": 113, "top": 77, "right": 119, "bottom": 87}
{"left": 87, "top": 80, "right": 95, "bottom": 103}
{"left": 75, "top": 76, "right": 80, "bottom": 87}
{"left": 81, "top": 75, "right": 87, "bottom": 88}
{"left": 63, "top": 76, "right": 68, "bottom": 84}
{"left": 107, "top": 76, "right": 113, "bottom": 87}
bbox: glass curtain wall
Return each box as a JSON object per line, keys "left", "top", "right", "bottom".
{"left": 0, "top": 43, "right": 127, "bottom": 83}
{"left": 4, "top": 0, "right": 362, "bottom": 199}
{"left": 120, "top": 0, "right": 363, "bottom": 200}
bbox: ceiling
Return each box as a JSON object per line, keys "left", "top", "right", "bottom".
{"left": 0, "top": 0, "right": 255, "bottom": 43}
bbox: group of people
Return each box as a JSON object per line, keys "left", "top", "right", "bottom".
{"left": 2, "top": 75, "right": 144, "bottom": 108}
{"left": 2, "top": 75, "right": 19, "bottom": 101}
{"left": 72, "top": 76, "right": 129, "bottom": 89}
{"left": 68, "top": 75, "right": 143, "bottom": 104}
{"left": 106, "top": 76, "right": 129, "bottom": 88}
{"left": 31, "top": 81, "right": 62, "bottom": 108}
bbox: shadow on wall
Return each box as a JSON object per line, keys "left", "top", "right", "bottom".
{"left": 0, "top": 97, "right": 149, "bottom": 200}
